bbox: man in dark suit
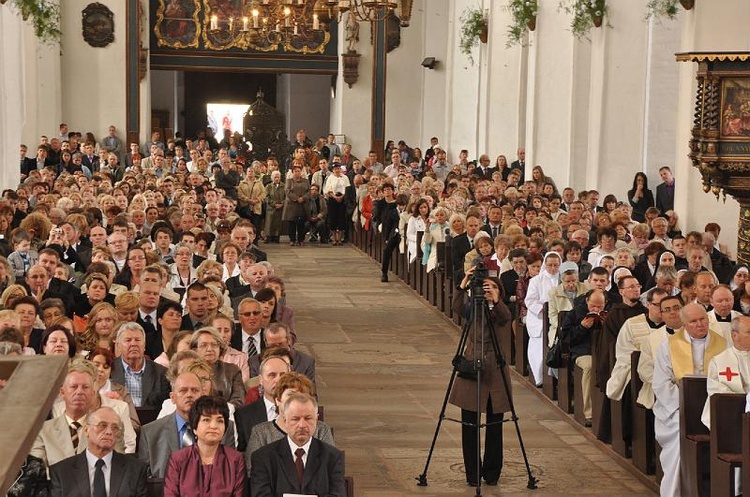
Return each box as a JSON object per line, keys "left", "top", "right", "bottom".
{"left": 179, "top": 282, "right": 211, "bottom": 332}
{"left": 138, "top": 372, "right": 234, "bottom": 478}
{"left": 501, "top": 249, "right": 527, "bottom": 308}
{"left": 450, "top": 213, "right": 483, "bottom": 283}
{"left": 655, "top": 165, "right": 675, "bottom": 214}
{"left": 19, "top": 144, "right": 37, "bottom": 179}
{"left": 251, "top": 392, "right": 345, "bottom": 497}
{"left": 136, "top": 282, "right": 162, "bottom": 359}
{"left": 110, "top": 322, "right": 170, "bottom": 408}
{"left": 248, "top": 323, "right": 316, "bottom": 385}
{"left": 49, "top": 406, "right": 148, "bottom": 497}
{"left": 226, "top": 252, "right": 255, "bottom": 300}
{"left": 482, "top": 205, "right": 503, "bottom": 239}
{"left": 231, "top": 297, "right": 265, "bottom": 354}
{"left": 236, "top": 356, "right": 291, "bottom": 452}
{"left": 60, "top": 221, "right": 91, "bottom": 272}
{"left": 510, "top": 147, "right": 525, "bottom": 183}
{"left": 24, "top": 264, "right": 76, "bottom": 319}
{"left": 473, "top": 154, "right": 497, "bottom": 180}
{"left": 81, "top": 142, "right": 100, "bottom": 173}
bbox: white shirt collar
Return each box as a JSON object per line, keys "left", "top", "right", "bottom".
{"left": 85, "top": 449, "right": 113, "bottom": 468}
{"left": 287, "top": 435, "right": 313, "bottom": 466}
{"left": 263, "top": 396, "right": 278, "bottom": 421}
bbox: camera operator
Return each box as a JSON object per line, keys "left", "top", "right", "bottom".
{"left": 449, "top": 265, "right": 513, "bottom": 487}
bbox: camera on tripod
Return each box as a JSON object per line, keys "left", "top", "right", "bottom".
{"left": 469, "top": 261, "right": 489, "bottom": 297}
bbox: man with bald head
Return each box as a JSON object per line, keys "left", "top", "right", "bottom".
{"left": 653, "top": 303, "right": 727, "bottom": 497}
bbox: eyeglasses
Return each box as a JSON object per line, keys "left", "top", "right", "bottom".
{"left": 239, "top": 310, "right": 262, "bottom": 317}
{"left": 661, "top": 305, "right": 682, "bottom": 313}
{"left": 88, "top": 422, "right": 122, "bottom": 434}
{"left": 197, "top": 342, "right": 219, "bottom": 350}
{"left": 623, "top": 285, "right": 641, "bottom": 291}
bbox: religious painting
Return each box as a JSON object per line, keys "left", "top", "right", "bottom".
{"left": 154, "top": 0, "right": 201, "bottom": 49}
{"left": 721, "top": 78, "right": 750, "bottom": 138}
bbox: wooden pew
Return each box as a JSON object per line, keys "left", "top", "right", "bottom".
{"left": 679, "top": 376, "right": 710, "bottom": 497}
{"left": 514, "top": 318, "right": 529, "bottom": 376}
{"left": 630, "top": 351, "right": 656, "bottom": 475}
{"left": 610, "top": 394, "right": 631, "bottom": 458}
{"left": 709, "top": 393, "right": 745, "bottom": 497}
{"left": 147, "top": 479, "right": 164, "bottom": 497}
{"left": 541, "top": 303, "right": 557, "bottom": 400}
{"left": 557, "top": 311, "right": 574, "bottom": 414}
{"left": 743, "top": 412, "right": 750, "bottom": 495}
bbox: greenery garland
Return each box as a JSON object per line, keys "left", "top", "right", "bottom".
{"left": 506, "top": 0, "right": 538, "bottom": 48}
{"left": 7, "top": 0, "right": 62, "bottom": 44}
{"left": 645, "top": 0, "right": 679, "bottom": 20}
{"left": 561, "top": 0, "right": 608, "bottom": 40}
{"left": 459, "top": 6, "right": 487, "bottom": 65}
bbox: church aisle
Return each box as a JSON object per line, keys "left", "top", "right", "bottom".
{"left": 267, "top": 243, "right": 657, "bottom": 496}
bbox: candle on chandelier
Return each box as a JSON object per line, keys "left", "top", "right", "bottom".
{"left": 284, "top": 7, "right": 291, "bottom": 27}
{"left": 252, "top": 9, "right": 259, "bottom": 28}
{"left": 313, "top": 13, "right": 319, "bottom": 30}
{"left": 210, "top": 15, "right": 218, "bottom": 30}
{"left": 229, "top": 17, "right": 234, "bottom": 30}
{"left": 294, "top": 23, "right": 299, "bottom": 35}
{"left": 242, "top": 16, "right": 248, "bottom": 31}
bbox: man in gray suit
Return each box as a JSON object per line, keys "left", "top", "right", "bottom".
{"left": 249, "top": 322, "right": 316, "bottom": 386}
{"left": 50, "top": 407, "right": 148, "bottom": 497}
{"left": 110, "top": 322, "right": 170, "bottom": 408}
{"left": 138, "top": 372, "right": 234, "bottom": 478}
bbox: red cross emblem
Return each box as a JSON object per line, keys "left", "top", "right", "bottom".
{"left": 719, "top": 367, "right": 738, "bottom": 381}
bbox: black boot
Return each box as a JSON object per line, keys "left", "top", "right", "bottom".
{"left": 380, "top": 272, "right": 388, "bottom": 282}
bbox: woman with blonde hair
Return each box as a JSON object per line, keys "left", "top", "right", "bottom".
{"left": 19, "top": 212, "right": 52, "bottom": 248}
{"left": 1, "top": 284, "right": 27, "bottom": 310}
{"left": 78, "top": 302, "right": 119, "bottom": 353}
{"left": 421, "top": 206, "right": 449, "bottom": 273}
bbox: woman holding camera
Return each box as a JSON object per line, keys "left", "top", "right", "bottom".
{"left": 449, "top": 266, "right": 513, "bottom": 487}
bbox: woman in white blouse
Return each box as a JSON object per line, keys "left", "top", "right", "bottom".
{"left": 406, "top": 198, "right": 430, "bottom": 264}
{"left": 322, "top": 163, "right": 351, "bottom": 246}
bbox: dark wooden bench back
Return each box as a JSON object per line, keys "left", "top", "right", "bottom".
{"left": 710, "top": 393, "right": 746, "bottom": 456}
{"left": 679, "top": 376, "right": 709, "bottom": 440}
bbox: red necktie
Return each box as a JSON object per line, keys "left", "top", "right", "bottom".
{"left": 295, "top": 448, "right": 305, "bottom": 484}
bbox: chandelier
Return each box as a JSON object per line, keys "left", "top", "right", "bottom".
{"left": 202, "top": 0, "right": 412, "bottom": 53}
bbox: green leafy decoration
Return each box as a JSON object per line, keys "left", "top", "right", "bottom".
{"left": 645, "top": 0, "right": 679, "bottom": 20}
{"left": 459, "top": 6, "right": 486, "bottom": 65}
{"left": 506, "top": 0, "right": 538, "bottom": 48}
{"left": 9, "top": 0, "right": 62, "bottom": 45}
{"left": 560, "top": 0, "right": 608, "bottom": 40}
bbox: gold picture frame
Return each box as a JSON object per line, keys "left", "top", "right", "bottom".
{"left": 154, "top": 0, "right": 201, "bottom": 49}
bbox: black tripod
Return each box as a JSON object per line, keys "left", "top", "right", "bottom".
{"left": 416, "top": 281, "right": 538, "bottom": 495}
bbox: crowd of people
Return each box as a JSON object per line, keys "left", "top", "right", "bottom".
{"left": 4, "top": 122, "right": 749, "bottom": 495}
{"left": 6, "top": 124, "right": 350, "bottom": 497}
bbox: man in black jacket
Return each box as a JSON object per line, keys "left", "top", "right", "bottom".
{"left": 450, "top": 213, "right": 483, "bottom": 283}
{"left": 373, "top": 185, "right": 406, "bottom": 282}
{"left": 563, "top": 288, "right": 607, "bottom": 426}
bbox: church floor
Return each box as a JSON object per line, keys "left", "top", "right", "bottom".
{"left": 268, "top": 242, "right": 657, "bottom": 496}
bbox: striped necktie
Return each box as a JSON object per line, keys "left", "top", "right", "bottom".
{"left": 70, "top": 421, "right": 81, "bottom": 451}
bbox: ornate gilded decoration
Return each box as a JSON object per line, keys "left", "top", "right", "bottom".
{"left": 680, "top": 52, "right": 750, "bottom": 263}
{"left": 82, "top": 3, "right": 115, "bottom": 48}
{"left": 202, "top": 0, "right": 329, "bottom": 53}
{"left": 154, "top": 0, "right": 201, "bottom": 49}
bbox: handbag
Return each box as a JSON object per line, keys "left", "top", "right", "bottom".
{"left": 546, "top": 335, "right": 563, "bottom": 368}
{"left": 453, "top": 354, "right": 478, "bottom": 380}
